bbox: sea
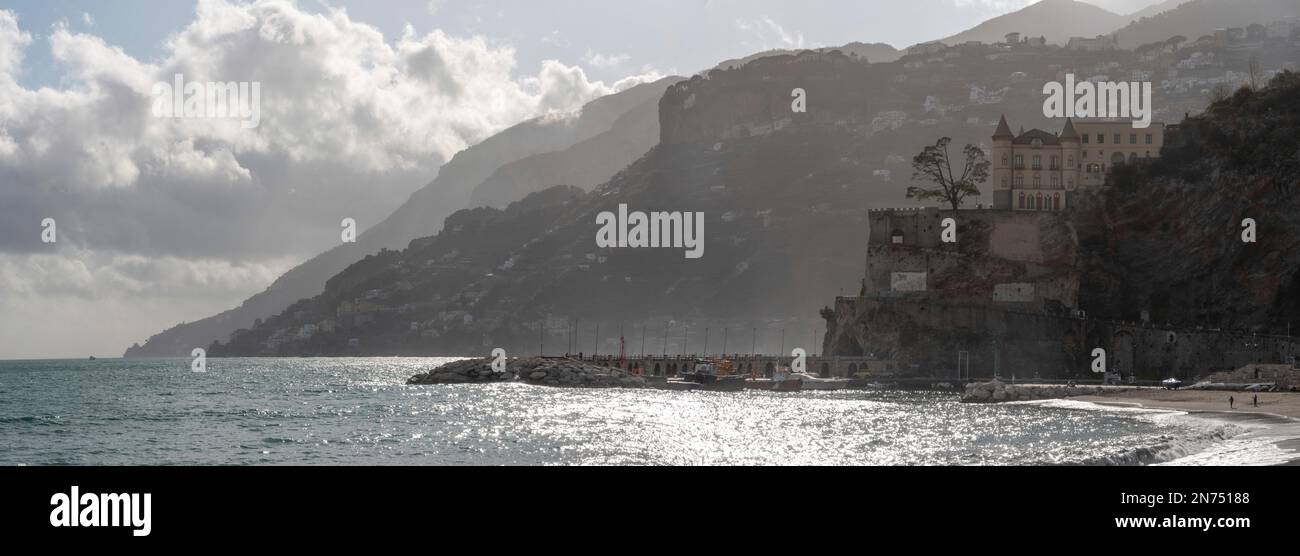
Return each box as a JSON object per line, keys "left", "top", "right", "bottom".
{"left": 1, "top": 357, "right": 1295, "bottom": 466}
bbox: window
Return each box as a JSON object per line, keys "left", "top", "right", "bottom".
{"left": 1082, "top": 134, "right": 1090, "bottom": 144}
{"left": 1001, "top": 177, "right": 1008, "bottom": 188}
{"left": 1114, "top": 133, "right": 1121, "bottom": 144}
{"left": 1051, "top": 175, "right": 1059, "bottom": 187}
{"left": 1018, "top": 192, "right": 1025, "bottom": 209}
{"left": 1068, "top": 155, "right": 1074, "bottom": 167}
{"left": 1050, "top": 155, "right": 1059, "bottom": 169}
{"left": 1002, "top": 154, "right": 1008, "bottom": 165}
{"left": 1033, "top": 175, "right": 1041, "bottom": 187}
{"left": 1082, "top": 151, "right": 1088, "bottom": 159}
{"left": 1130, "top": 133, "right": 1137, "bottom": 144}
{"left": 1067, "top": 178, "right": 1074, "bottom": 189}
{"left": 1014, "top": 154, "right": 1024, "bottom": 168}
{"left": 1015, "top": 175, "right": 1024, "bottom": 187}
{"left": 1054, "top": 193, "right": 1061, "bottom": 211}
{"left": 1032, "top": 155, "right": 1041, "bottom": 169}
{"left": 1145, "top": 134, "right": 1152, "bottom": 144}
{"left": 1098, "top": 134, "right": 1105, "bottom": 144}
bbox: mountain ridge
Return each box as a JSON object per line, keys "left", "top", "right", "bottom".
{"left": 124, "top": 77, "right": 682, "bottom": 357}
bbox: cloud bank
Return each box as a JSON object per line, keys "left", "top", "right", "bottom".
{"left": 0, "top": 0, "right": 659, "bottom": 358}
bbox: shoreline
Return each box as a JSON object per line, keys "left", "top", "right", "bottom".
{"left": 1073, "top": 390, "right": 1300, "bottom": 466}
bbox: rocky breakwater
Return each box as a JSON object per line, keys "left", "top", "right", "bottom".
{"left": 961, "top": 379, "right": 1115, "bottom": 403}
{"left": 407, "top": 357, "right": 646, "bottom": 389}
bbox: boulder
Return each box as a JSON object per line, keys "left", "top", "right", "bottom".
{"left": 406, "top": 358, "right": 513, "bottom": 385}
{"left": 408, "top": 357, "right": 646, "bottom": 389}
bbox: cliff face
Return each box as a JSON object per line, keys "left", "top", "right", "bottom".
{"left": 1076, "top": 72, "right": 1300, "bottom": 332}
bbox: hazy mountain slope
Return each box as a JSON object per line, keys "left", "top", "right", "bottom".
{"left": 204, "top": 32, "right": 1300, "bottom": 358}
{"left": 201, "top": 48, "right": 1153, "bottom": 358}
{"left": 469, "top": 77, "right": 686, "bottom": 208}
{"left": 1126, "top": 0, "right": 1190, "bottom": 21}
{"left": 713, "top": 42, "right": 902, "bottom": 71}
{"left": 124, "top": 78, "right": 681, "bottom": 357}
{"left": 1114, "top": 0, "right": 1300, "bottom": 48}
{"left": 940, "top": 0, "right": 1127, "bottom": 45}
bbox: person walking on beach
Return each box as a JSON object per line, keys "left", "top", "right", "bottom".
{"left": 1229, "top": 395, "right": 1235, "bottom": 409}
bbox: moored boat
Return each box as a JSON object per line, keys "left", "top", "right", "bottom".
{"left": 790, "top": 373, "right": 851, "bottom": 390}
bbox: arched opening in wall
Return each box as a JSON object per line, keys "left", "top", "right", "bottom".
{"left": 654, "top": 363, "right": 661, "bottom": 375}
{"left": 820, "top": 362, "right": 831, "bottom": 378}
{"left": 1036, "top": 193, "right": 1043, "bottom": 210}
{"left": 1113, "top": 331, "right": 1137, "bottom": 380}
{"left": 669, "top": 363, "right": 677, "bottom": 375}
{"left": 764, "top": 362, "right": 775, "bottom": 378}
{"left": 1128, "top": 152, "right": 1138, "bottom": 164}
{"left": 1054, "top": 193, "right": 1061, "bottom": 211}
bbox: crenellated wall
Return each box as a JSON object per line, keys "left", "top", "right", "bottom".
{"left": 861, "top": 208, "right": 1080, "bottom": 310}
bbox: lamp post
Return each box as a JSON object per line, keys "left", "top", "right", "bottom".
{"left": 663, "top": 321, "right": 668, "bottom": 357}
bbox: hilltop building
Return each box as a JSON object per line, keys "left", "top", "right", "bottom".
{"left": 1067, "top": 35, "right": 1116, "bottom": 51}
{"left": 990, "top": 115, "right": 1165, "bottom": 211}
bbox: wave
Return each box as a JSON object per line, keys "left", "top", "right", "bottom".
{"left": 1024, "top": 398, "right": 1297, "bottom": 466}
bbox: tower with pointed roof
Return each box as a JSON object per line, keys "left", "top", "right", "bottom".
{"left": 991, "top": 116, "right": 1072, "bottom": 212}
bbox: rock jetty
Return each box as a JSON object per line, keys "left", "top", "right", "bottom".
{"left": 960, "top": 378, "right": 1116, "bottom": 403}
{"left": 407, "top": 357, "right": 646, "bottom": 389}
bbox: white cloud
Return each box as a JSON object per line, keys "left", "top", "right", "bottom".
{"left": 582, "top": 49, "right": 631, "bottom": 68}
{"left": 82, "top": 12, "right": 94, "bottom": 27}
{"left": 541, "top": 29, "right": 570, "bottom": 48}
{"left": 0, "top": 1, "right": 662, "bottom": 358}
{"left": 734, "top": 16, "right": 805, "bottom": 50}
{"left": 0, "top": 1, "right": 655, "bottom": 254}
{"left": 0, "top": 249, "right": 299, "bottom": 359}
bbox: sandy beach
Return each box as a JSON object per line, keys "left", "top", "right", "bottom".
{"left": 1076, "top": 389, "right": 1300, "bottom": 420}
{"left": 1076, "top": 389, "right": 1300, "bottom": 465}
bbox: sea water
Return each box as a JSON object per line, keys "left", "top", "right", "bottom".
{"left": 0, "top": 358, "right": 1284, "bottom": 466}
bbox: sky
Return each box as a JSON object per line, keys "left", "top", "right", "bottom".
{"left": 0, "top": 0, "right": 1166, "bottom": 359}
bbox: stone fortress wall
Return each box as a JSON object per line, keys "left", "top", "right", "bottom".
{"left": 826, "top": 206, "right": 1300, "bottom": 380}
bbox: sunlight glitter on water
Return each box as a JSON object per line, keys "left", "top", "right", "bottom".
{"left": 0, "top": 358, "right": 1255, "bottom": 466}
